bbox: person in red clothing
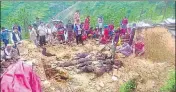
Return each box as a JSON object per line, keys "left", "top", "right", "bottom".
{"left": 108, "top": 21, "right": 114, "bottom": 39}
{"left": 134, "top": 36, "right": 145, "bottom": 56}
{"left": 84, "top": 16, "right": 90, "bottom": 34}
{"left": 104, "top": 25, "right": 109, "bottom": 40}
{"left": 121, "top": 17, "right": 128, "bottom": 35}
{"left": 100, "top": 35, "right": 107, "bottom": 44}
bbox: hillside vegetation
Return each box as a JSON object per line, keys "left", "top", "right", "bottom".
{"left": 1, "top": 1, "right": 175, "bottom": 31}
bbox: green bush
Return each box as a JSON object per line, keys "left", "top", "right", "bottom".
{"left": 160, "top": 70, "right": 175, "bottom": 92}
{"left": 120, "top": 79, "right": 136, "bottom": 92}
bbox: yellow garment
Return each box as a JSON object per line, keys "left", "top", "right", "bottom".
{"left": 88, "top": 34, "right": 92, "bottom": 37}
{"left": 117, "top": 37, "right": 122, "bottom": 46}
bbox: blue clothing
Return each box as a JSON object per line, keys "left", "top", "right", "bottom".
{"left": 74, "top": 24, "right": 82, "bottom": 36}
{"left": 2, "top": 39, "right": 9, "bottom": 47}
{"left": 1, "top": 30, "right": 9, "bottom": 40}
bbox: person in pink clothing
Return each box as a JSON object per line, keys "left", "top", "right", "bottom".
{"left": 84, "top": 16, "right": 90, "bottom": 34}
{"left": 121, "top": 17, "right": 128, "bottom": 35}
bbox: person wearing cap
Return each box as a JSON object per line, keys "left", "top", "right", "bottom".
{"left": 38, "top": 22, "right": 47, "bottom": 46}
{"left": 3, "top": 44, "right": 19, "bottom": 61}
{"left": 129, "top": 23, "right": 136, "bottom": 46}
{"left": 1, "top": 27, "right": 10, "bottom": 47}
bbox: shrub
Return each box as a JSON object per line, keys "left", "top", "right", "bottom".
{"left": 120, "top": 79, "right": 136, "bottom": 92}
{"left": 160, "top": 70, "right": 175, "bottom": 92}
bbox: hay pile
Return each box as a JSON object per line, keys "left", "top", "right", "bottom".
{"left": 143, "top": 27, "right": 175, "bottom": 63}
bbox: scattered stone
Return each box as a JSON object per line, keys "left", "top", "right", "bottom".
{"left": 99, "top": 82, "right": 104, "bottom": 87}
{"left": 96, "top": 85, "right": 101, "bottom": 91}
{"left": 112, "top": 76, "right": 118, "bottom": 81}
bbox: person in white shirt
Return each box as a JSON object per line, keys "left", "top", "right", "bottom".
{"left": 38, "top": 22, "right": 47, "bottom": 46}
{"left": 29, "top": 25, "right": 38, "bottom": 46}
{"left": 98, "top": 17, "right": 103, "bottom": 36}
{"left": 46, "top": 24, "right": 53, "bottom": 45}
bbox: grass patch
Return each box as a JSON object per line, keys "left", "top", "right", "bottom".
{"left": 160, "top": 70, "right": 175, "bottom": 92}
{"left": 120, "top": 79, "right": 136, "bottom": 92}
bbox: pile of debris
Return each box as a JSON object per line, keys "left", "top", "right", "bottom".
{"left": 42, "top": 59, "right": 69, "bottom": 82}
{"left": 56, "top": 49, "right": 123, "bottom": 77}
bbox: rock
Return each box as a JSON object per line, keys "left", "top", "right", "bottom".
{"left": 94, "top": 67, "right": 106, "bottom": 77}
{"left": 77, "top": 61, "right": 92, "bottom": 68}
{"left": 145, "top": 80, "right": 155, "bottom": 89}
{"left": 79, "top": 65, "right": 94, "bottom": 73}
{"left": 43, "top": 80, "right": 50, "bottom": 87}
{"left": 96, "top": 85, "right": 101, "bottom": 91}
{"left": 99, "top": 82, "right": 104, "bottom": 87}
{"left": 78, "top": 58, "right": 91, "bottom": 63}
{"left": 112, "top": 76, "right": 118, "bottom": 81}
{"left": 104, "top": 65, "right": 113, "bottom": 72}
{"left": 99, "top": 45, "right": 106, "bottom": 51}
{"left": 76, "top": 53, "right": 89, "bottom": 58}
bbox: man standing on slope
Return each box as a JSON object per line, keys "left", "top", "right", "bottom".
{"left": 38, "top": 22, "right": 47, "bottom": 46}
{"left": 1, "top": 27, "right": 10, "bottom": 47}
{"left": 98, "top": 16, "right": 103, "bottom": 36}
{"left": 84, "top": 16, "right": 90, "bottom": 36}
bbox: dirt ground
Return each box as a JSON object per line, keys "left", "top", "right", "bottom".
{"left": 18, "top": 27, "right": 175, "bottom": 92}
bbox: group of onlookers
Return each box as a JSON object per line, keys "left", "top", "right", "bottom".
{"left": 1, "top": 10, "right": 145, "bottom": 62}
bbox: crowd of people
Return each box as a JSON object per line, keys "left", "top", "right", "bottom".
{"left": 1, "top": 10, "right": 145, "bottom": 61}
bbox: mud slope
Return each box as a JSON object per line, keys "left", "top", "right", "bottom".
{"left": 18, "top": 27, "right": 175, "bottom": 92}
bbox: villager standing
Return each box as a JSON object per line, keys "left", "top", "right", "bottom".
{"left": 66, "top": 20, "right": 74, "bottom": 44}
{"left": 98, "top": 16, "right": 103, "bottom": 36}
{"left": 38, "top": 22, "right": 47, "bottom": 46}
{"left": 29, "top": 25, "right": 38, "bottom": 46}
{"left": 1, "top": 27, "right": 10, "bottom": 47}
{"left": 129, "top": 23, "right": 136, "bottom": 46}
{"left": 12, "top": 24, "right": 22, "bottom": 40}
{"left": 74, "top": 20, "right": 83, "bottom": 45}
{"left": 84, "top": 16, "right": 90, "bottom": 35}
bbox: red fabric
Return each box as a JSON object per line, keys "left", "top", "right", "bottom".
{"left": 122, "top": 18, "right": 128, "bottom": 25}
{"left": 1, "top": 61, "right": 42, "bottom": 92}
{"left": 104, "top": 28, "right": 109, "bottom": 39}
{"left": 100, "top": 36, "right": 107, "bottom": 44}
{"left": 135, "top": 42, "right": 144, "bottom": 51}
{"left": 82, "top": 34, "right": 87, "bottom": 41}
{"left": 84, "top": 18, "right": 90, "bottom": 30}
{"left": 120, "top": 28, "right": 126, "bottom": 35}
{"left": 108, "top": 24, "right": 114, "bottom": 31}
{"left": 57, "top": 30, "right": 64, "bottom": 35}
